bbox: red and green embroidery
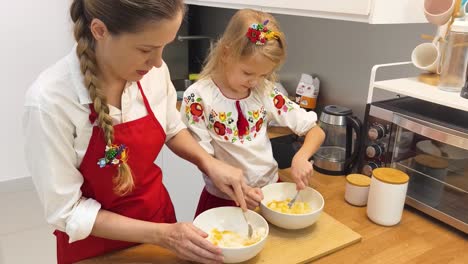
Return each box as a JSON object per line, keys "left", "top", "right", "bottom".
{"left": 184, "top": 93, "right": 205, "bottom": 124}
{"left": 208, "top": 107, "right": 266, "bottom": 144}
{"left": 271, "top": 88, "right": 295, "bottom": 115}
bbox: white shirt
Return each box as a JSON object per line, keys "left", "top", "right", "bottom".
{"left": 180, "top": 79, "right": 317, "bottom": 199}
{"left": 23, "top": 48, "right": 185, "bottom": 243}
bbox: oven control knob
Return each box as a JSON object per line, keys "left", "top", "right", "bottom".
{"left": 362, "top": 162, "right": 379, "bottom": 176}
{"left": 366, "top": 144, "right": 383, "bottom": 158}
{"left": 368, "top": 124, "right": 386, "bottom": 141}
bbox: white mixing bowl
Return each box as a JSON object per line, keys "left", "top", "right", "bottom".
{"left": 193, "top": 206, "right": 269, "bottom": 263}
{"left": 260, "top": 182, "right": 324, "bottom": 229}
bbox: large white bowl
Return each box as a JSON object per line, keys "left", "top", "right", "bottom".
{"left": 193, "top": 206, "right": 269, "bottom": 263}
{"left": 260, "top": 182, "right": 324, "bottom": 229}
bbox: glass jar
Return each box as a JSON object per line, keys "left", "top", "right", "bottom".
{"left": 438, "top": 20, "right": 468, "bottom": 92}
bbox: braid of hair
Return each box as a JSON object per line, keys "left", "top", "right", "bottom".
{"left": 71, "top": 0, "right": 134, "bottom": 196}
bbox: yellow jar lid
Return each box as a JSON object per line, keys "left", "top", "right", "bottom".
{"left": 414, "top": 154, "right": 449, "bottom": 169}
{"left": 372, "top": 168, "right": 409, "bottom": 184}
{"left": 346, "top": 174, "right": 371, "bottom": 187}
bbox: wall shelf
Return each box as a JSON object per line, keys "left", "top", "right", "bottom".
{"left": 368, "top": 62, "right": 468, "bottom": 112}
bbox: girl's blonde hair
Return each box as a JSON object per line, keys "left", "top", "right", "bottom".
{"left": 200, "top": 9, "right": 286, "bottom": 85}
{"left": 70, "top": 0, "right": 185, "bottom": 196}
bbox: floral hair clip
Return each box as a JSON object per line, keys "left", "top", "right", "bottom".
{"left": 246, "top": 19, "right": 279, "bottom": 45}
{"left": 97, "top": 144, "right": 128, "bottom": 168}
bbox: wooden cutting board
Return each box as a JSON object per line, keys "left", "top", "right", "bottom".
{"left": 79, "top": 212, "right": 360, "bottom": 264}
{"left": 239, "top": 212, "right": 361, "bottom": 264}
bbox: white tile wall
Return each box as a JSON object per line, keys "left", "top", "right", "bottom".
{"left": 0, "top": 177, "right": 56, "bottom": 264}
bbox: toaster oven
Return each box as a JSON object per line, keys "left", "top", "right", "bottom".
{"left": 358, "top": 96, "right": 468, "bottom": 233}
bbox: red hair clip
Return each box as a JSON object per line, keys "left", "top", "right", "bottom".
{"left": 246, "top": 20, "right": 279, "bottom": 45}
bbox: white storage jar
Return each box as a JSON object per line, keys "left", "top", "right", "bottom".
{"left": 367, "top": 168, "right": 409, "bottom": 226}
{"left": 345, "top": 174, "right": 371, "bottom": 206}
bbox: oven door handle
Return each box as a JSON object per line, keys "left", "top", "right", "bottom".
{"left": 392, "top": 113, "right": 468, "bottom": 150}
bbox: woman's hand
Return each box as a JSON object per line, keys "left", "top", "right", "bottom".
{"left": 244, "top": 186, "right": 264, "bottom": 210}
{"left": 290, "top": 156, "right": 314, "bottom": 190}
{"left": 205, "top": 158, "right": 248, "bottom": 210}
{"left": 157, "top": 222, "right": 223, "bottom": 264}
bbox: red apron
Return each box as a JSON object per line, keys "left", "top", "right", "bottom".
{"left": 194, "top": 179, "right": 282, "bottom": 218}
{"left": 54, "top": 82, "right": 176, "bottom": 264}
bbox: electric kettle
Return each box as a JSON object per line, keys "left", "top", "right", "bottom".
{"left": 313, "top": 105, "right": 362, "bottom": 175}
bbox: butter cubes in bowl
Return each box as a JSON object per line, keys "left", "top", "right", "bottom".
{"left": 193, "top": 206, "right": 269, "bottom": 263}
{"left": 260, "top": 182, "right": 324, "bottom": 229}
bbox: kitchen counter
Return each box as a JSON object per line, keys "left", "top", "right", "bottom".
{"left": 78, "top": 169, "right": 467, "bottom": 264}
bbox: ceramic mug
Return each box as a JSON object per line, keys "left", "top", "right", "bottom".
{"left": 424, "top": 0, "right": 456, "bottom": 25}
{"left": 411, "top": 23, "right": 450, "bottom": 74}
{"left": 411, "top": 39, "right": 442, "bottom": 73}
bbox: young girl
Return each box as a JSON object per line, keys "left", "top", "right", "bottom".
{"left": 23, "top": 1, "right": 247, "bottom": 263}
{"left": 180, "top": 9, "right": 325, "bottom": 216}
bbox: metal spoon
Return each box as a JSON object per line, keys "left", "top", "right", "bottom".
{"left": 287, "top": 190, "right": 300, "bottom": 209}
{"left": 242, "top": 211, "right": 253, "bottom": 238}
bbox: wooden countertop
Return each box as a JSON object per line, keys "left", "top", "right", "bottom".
{"left": 79, "top": 169, "right": 467, "bottom": 264}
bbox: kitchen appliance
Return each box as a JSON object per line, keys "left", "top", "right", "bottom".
{"left": 359, "top": 96, "right": 468, "bottom": 233}
{"left": 313, "top": 105, "right": 362, "bottom": 175}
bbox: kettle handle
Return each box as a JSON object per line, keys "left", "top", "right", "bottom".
{"left": 344, "top": 115, "right": 362, "bottom": 172}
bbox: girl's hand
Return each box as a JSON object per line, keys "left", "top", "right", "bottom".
{"left": 158, "top": 223, "right": 223, "bottom": 264}
{"left": 244, "top": 186, "right": 264, "bottom": 210}
{"left": 290, "top": 157, "right": 314, "bottom": 190}
{"left": 205, "top": 158, "right": 248, "bottom": 210}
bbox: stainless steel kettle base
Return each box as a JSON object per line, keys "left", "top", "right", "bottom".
{"left": 314, "top": 146, "right": 347, "bottom": 175}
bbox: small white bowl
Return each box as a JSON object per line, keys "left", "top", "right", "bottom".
{"left": 260, "top": 182, "right": 324, "bottom": 229}
{"left": 193, "top": 206, "right": 269, "bottom": 263}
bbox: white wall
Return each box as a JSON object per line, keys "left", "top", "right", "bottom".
{"left": 0, "top": 2, "right": 74, "bottom": 262}
{"left": 0, "top": 0, "right": 74, "bottom": 182}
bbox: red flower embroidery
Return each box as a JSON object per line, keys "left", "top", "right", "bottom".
{"left": 273, "top": 94, "right": 286, "bottom": 109}
{"left": 213, "top": 121, "right": 226, "bottom": 136}
{"left": 190, "top": 103, "right": 204, "bottom": 117}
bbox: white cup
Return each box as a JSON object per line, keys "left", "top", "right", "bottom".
{"left": 411, "top": 23, "right": 449, "bottom": 74}
{"left": 412, "top": 42, "right": 441, "bottom": 73}
{"left": 424, "top": 0, "right": 456, "bottom": 25}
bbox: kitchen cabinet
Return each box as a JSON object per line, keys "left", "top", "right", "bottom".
{"left": 158, "top": 146, "right": 204, "bottom": 222}
{"left": 185, "top": 0, "right": 426, "bottom": 24}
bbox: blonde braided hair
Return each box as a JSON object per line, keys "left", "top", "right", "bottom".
{"left": 70, "top": 0, "right": 185, "bottom": 196}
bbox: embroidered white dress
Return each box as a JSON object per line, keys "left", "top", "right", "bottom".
{"left": 180, "top": 78, "right": 318, "bottom": 199}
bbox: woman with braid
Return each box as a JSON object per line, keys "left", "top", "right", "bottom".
{"left": 23, "top": 1, "right": 247, "bottom": 263}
